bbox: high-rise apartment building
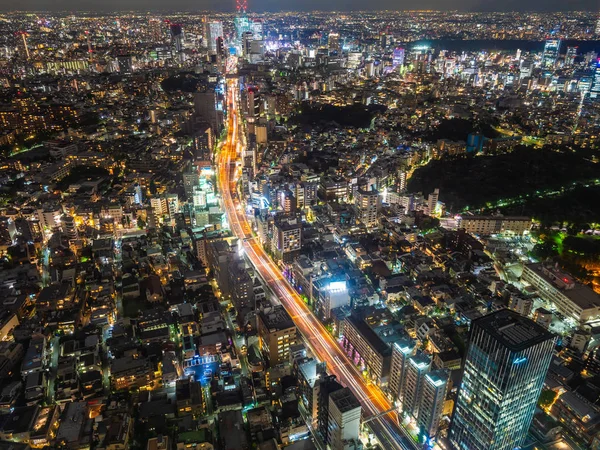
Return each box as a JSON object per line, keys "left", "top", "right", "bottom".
{"left": 427, "top": 188, "right": 439, "bottom": 216}
{"left": 389, "top": 337, "right": 416, "bottom": 402}
{"left": 401, "top": 353, "right": 431, "bottom": 417}
{"left": 355, "top": 188, "right": 379, "bottom": 230}
{"left": 449, "top": 310, "right": 555, "bottom": 450}
{"left": 417, "top": 370, "right": 448, "bottom": 439}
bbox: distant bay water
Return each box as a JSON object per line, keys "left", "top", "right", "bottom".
{"left": 410, "top": 39, "right": 600, "bottom": 53}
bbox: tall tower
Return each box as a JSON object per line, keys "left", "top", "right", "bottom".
{"left": 590, "top": 58, "right": 600, "bottom": 100}
{"left": 84, "top": 30, "right": 93, "bottom": 62}
{"left": 207, "top": 21, "right": 224, "bottom": 52}
{"left": 149, "top": 18, "right": 162, "bottom": 43}
{"left": 16, "top": 32, "right": 30, "bottom": 60}
{"left": 449, "top": 310, "right": 556, "bottom": 450}
{"left": 236, "top": 0, "right": 247, "bottom": 13}
{"left": 170, "top": 23, "right": 184, "bottom": 53}
{"left": 542, "top": 38, "right": 561, "bottom": 68}
{"left": 234, "top": 0, "right": 251, "bottom": 46}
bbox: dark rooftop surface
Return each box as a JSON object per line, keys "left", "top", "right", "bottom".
{"left": 346, "top": 314, "right": 392, "bottom": 356}
{"left": 473, "top": 309, "right": 555, "bottom": 352}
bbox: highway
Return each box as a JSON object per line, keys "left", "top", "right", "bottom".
{"left": 216, "top": 76, "right": 416, "bottom": 450}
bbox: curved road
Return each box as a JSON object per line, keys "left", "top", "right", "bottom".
{"left": 217, "top": 77, "right": 415, "bottom": 450}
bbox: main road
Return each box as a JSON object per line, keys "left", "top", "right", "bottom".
{"left": 216, "top": 76, "right": 416, "bottom": 450}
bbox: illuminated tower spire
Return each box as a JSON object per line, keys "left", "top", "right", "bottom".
{"left": 236, "top": 0, "right": 248, "bottom": 13}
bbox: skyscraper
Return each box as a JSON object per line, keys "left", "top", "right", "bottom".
{"left": 449, "top": 310, "right": 556, "bottom": 450}
{"left": 542, "top": 39, "right": 561, "bottom": 68}
{"left": 170, "top": 23, "right": 184, "bottom": 53}
{"left": 234, "top": 16, "right": 252, "bottom": 45}
{"left": 590, "top": 58, "right": 600, "bottom": 100}
{"left": 193, "top": 91, "right": 220, "bottom": 134}
{"left": 565, "top": 46, "right": 578, "bottom": 66}
{"left": 393, "top": 47, "right": 405, "bottom": 68}
{"left": 149, "top": 18, "right": 162, "bottom": 43}
{"left": 252, "top": 19, "right": 264, "bottom": 39}
{"left": 328, "top": 32, "right": 341, "bottom": 55}
{"left": 207, "top": 21, "right": 223, "bottom": 52}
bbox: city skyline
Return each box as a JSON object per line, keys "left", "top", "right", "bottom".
{"left": 1, "top": 0, "right": 600, "bottom": 12}
{"left": 0, "top": 7, "right": 598, "bottom": 450}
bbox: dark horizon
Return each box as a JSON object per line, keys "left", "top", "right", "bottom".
{"left": 1, "top": 0, "right": 599, "bottom": 13}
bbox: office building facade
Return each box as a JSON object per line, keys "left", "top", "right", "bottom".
{"left": 449, "top": 310, "right": 555, "bottom": 450}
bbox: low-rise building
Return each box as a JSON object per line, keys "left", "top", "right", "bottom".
{"left": 521, "top": 263, "right": 600, "bottom": 325}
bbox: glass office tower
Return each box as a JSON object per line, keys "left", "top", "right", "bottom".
{"left": 590, "top": 58, "right": 600, "bottom": 99}
{"left": 449, "top": 310, "right": 555, "bottom": 450}
{"left": 542, "top": 39, "right": 561, "bottom": 68}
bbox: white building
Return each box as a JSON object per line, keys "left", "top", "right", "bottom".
{"left": 207, "top": 21, "right": 223, "bottom": 52}
{"left": 355, "top": 188, "right": 379, "bottom": 230}
{"left": 417, "top": 370, "right": 448, "bottom": 439}
{"left": 521, "top": 263, "right": 600, "bottom": 325}
{"left": 389, "top": 338, "right": 416, "bottom": 401}
{"left": 327, "top": 387, "right": 361, "bottom": 450}
{"left": 401, "top": 353, "right": 431, "bottom": 417}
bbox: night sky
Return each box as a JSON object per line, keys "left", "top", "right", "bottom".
{"left": 2, "top": 0, "right": 599, "bottom": 12}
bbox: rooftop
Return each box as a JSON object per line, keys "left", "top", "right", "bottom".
{"left": 525, "top": 263, "right": 600, "bottom": 311}
{"left": 259, "top": 305, "right": 295, "bottom": 331}
{"left": 474, "top": 309, "right": 555, "bottom": 352}
{"left": 56, "top": 402, "right": 87, "bottom": 443}
{"left": 329, "top": 387, "right": 361, "bottom": 413}
{"left": 346, "top": 314, "right": 391, "bottom": 357}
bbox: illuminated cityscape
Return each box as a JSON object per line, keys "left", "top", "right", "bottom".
{"left": 0, "top": 5, "right": 598, "bottom": 450}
